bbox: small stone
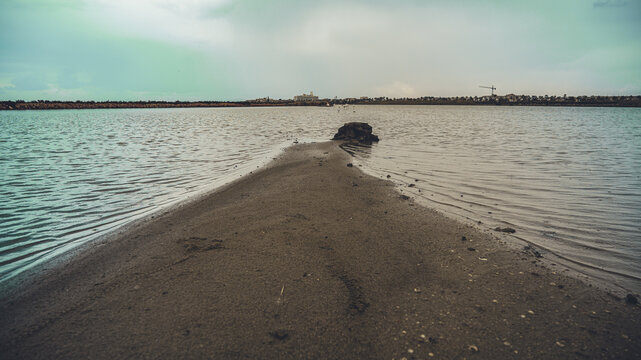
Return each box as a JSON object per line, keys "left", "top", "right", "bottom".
{"left": 269, "top": 330, "right": 289, "bottom": 341}
{"left": 387, "top": 174, "right": 391, "bottom": 178}
{"left": 492, "top": 299, "right": 499, "bottom": 303}
{"left": 346, "top": 163, "right": 353, "bottom": 167}
{"left": 555, "top": 341, "right": 565, "bottom": 347}
{"left": 520, "top": 314, "right": 526, "bottom": 318}
{"left": 408, "top": 184, "right": 415, "bottom": 187}
{"left": 461, "top": 236, "right": 467, "bottom": 241}
{"left": 428, "top": 352, "right": 434, "bottom": 357}
{"left": 626, "top": 294, "right": 638, "bottom": 305}
{"left": 468, "top": 345, "right": 479, "bottom": 352}
{"left": 414, "top": 288, "right": 422, "bottom": 293}
{"left": 528, "top": 310, "right": 535, "bottom": 315}
{"left": 503, "top": 341, "right": 511, "bottom": 346}
{"left": 407, "top": 349, "right": 414, "bottom": 354}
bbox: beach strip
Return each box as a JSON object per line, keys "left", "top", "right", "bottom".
{"left": 1, "top": 141, "right": 639, "bottom": 359}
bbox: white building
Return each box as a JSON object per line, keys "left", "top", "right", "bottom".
{"left": 294, "top": 91, "right": 319, "bottom": 102}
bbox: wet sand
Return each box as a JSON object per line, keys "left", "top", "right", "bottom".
{"left": 1, "top": 141, "right": 639, "bottom": 359}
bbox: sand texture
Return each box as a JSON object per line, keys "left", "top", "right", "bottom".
{"left": 1, "top": 141, "right": 639, "bottom": 359}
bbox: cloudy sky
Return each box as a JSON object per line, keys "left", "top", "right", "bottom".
{"left": 1, "top": 0, "right": 640, "bottom": 101}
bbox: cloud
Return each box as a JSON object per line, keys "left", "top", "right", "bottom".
{"left": 0, "top": 78, "right": 16, "bottom": 89}
{"left": 3, "top": 0, "right": 640, "bottom": 100}
{"left": 12, "top": 74, "right": 51, "bottom": 91}
{"left": 375, "top": 81, "right": 417, "bottom": 98}
{"left": 84, "top": 0, "right": 233, "bottom": 49}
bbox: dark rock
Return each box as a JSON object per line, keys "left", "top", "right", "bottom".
{"left": 346, "top": 163, "right": 353, "bottom": 167}
{"left": 523, "top": 245, "right": 543, "bottom": 258}
{"left": 467, "top": 247, "right": 476, "bottom": 251}
{"left": 494, "top": 227, "right": 516, "bottom": 233}
{"left": 332, "top": 122, "right": 380, "bottom": 144}
{"left": 269, "top": 330, "right": 289, "bottom": 341}
{"left": 461, "top": 236, "right": 467, "bottom": 241}
{"left": 400, "top": 195, "right": 410, "bottom": 200}
{"left": 626, "top": 294, "right": 638, "bottom": 305}
{"left": 386, "top": 175, "right": 391, "bottom": 178}
{"left": 408, "top": 184, "right": 415, "bottom": 187}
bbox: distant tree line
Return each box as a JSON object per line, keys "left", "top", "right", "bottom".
{"left": 1, "top": 95, "right": 640, "bottom": 110}
{"left": 338, "top": 95, "right": 641, "bottom": 107}
{"left": 0, "top": 100, "right": 327, "bottom": 110}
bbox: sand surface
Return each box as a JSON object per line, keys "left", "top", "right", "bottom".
{"left": 1, "top": 141, "right": 640, "bottom": 359}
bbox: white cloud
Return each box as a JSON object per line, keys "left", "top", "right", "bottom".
{"left": 375, "top": 81, "right": 417, "bottom": 98}
{"left": 84, "top": 0, "right": 233, "bottom": 49}
{"left": 0, "top": 79, "right": 16, "bottom": 89}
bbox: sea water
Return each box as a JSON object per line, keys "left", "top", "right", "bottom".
{"left": 1, "top": 106, "right": 639, "bottom": 292}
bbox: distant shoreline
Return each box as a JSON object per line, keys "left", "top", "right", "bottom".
{"left": 2, "top": 95, "right": 640, "bottom": 110}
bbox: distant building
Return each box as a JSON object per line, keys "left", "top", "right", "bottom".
{"left": 294, "top": 91, "right": 319, "bottom": 102}
{"left": 253, "top": 97, "right": 270, "bottom": 103}
{"left": 505, "top": 94, "right": 518, "bottom": 102}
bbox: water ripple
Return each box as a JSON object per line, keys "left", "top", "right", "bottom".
{"left": 1, "top": 106, "right": 640, "bottom": 294}
{"left": 342, "top": 105, "right": 641, "bottom": 292}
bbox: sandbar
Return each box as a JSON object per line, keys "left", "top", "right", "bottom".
{"left": 1, "top": 141, "right": 639, "bottom": 359}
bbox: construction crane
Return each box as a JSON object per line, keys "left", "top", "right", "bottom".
{"left": 479, "top": 85, "right": 497, "bottom": 96}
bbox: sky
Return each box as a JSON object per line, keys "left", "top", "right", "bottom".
{"left": 1, "top": 0, "right": 640, "bottom": 101}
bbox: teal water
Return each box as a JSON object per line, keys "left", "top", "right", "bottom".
{"left": 1, "top": 106, "right": 640, "bottom": 292}
{"left": 0, "top": 107, "right": 337, "bottom": 283}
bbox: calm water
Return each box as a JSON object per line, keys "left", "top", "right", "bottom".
{"left": 1, "top": 106, "right": 640, "bottom": 292}
{"left": 341, "top": 105, "right": 641, "bottom": 293}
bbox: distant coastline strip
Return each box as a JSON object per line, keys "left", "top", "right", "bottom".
{"left": 2, "top": 95, "right": 641, "bottom": 110}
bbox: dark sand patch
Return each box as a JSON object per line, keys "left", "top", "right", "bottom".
{"left": 1, "top": 142, "right": 639, "bottom": 359}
